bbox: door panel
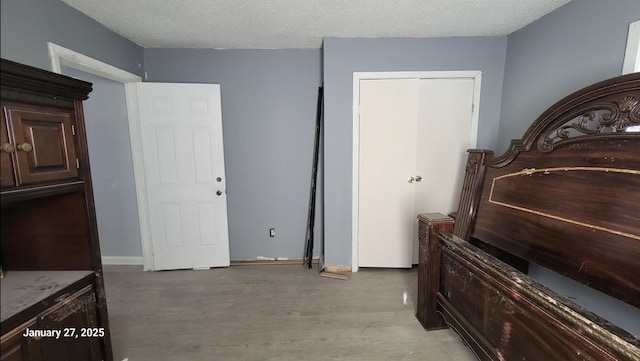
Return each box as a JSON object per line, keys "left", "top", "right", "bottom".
{"left": 359, "top": 79, "right": 420, "bottom": 268}
{"left": 412, "top": 78, "right": 476, "bottom": 263}
{"left": 5, "top": 107, "right": 78, "bottom": 186}
{"left": 136, "top": 83, "right": 230, "bottom": 270}
{"left": 36, "top": 286, "right": 101, "bottom": 361}
{"left": 1, "top": 109, "right": 15, "bottom": 188}
{"left": 0, "top": 318, "right": 44, "bottom": 361}
{"left": 415, "top": 78, "right": 475, "bottom": 214}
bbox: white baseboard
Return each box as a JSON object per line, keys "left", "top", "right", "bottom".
{"left": 101, "top": 256, "right": 144, "bottom": 265}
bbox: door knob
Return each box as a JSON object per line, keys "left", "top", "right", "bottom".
{"left": 415, "top": 175, "right": 422, "bottom": 182}
{"left": 1, "top": 143, "right": 15, "bottom": 153}
{"left": 408, "top": 177, "right": 415, "bottom": 183}
{"left": 17, "top": 142, "right": 33, "bottom": 152}
{"left": 216, "top": 190, "right": 222, "bottom": 196}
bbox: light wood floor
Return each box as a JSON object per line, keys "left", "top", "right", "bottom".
{"left": 104, "top": 265, "right": 477, "bottom": 361}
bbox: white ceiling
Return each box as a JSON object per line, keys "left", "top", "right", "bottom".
{"left": 61, "top": 0, "right": 571, "bottom": 49}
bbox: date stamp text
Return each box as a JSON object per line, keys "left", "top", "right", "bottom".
{"left": 23, "top": 327, "right": 105, "bottom": 339}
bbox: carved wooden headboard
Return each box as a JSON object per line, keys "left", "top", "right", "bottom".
{"left": 417, "top": 73, "right": 640, "bottom": 361}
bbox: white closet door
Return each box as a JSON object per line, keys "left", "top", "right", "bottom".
{"left": 358, "top": 77, "right": 476, "bottom": 268}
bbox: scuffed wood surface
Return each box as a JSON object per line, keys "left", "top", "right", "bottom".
{"left": 438, "top": 233, "right": 640, "bottom": 361}
{"left": 1, "top": 270, "right": 93, "bottom": 322}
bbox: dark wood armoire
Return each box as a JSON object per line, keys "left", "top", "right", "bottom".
{"left": 0, "top": 58, "right": 113, "bottom": 361}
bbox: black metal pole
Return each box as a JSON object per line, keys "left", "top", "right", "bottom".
{"left": 304, "top": 86, "right": 323, "bottom": 269}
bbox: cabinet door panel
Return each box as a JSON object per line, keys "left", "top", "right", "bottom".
{"left": 37, "top": 286, "right": 101, "bottom": 361}
{"left": 1, "top": 109, "right": 15, "bottom": 188}
{"left": 6, "top": 107, "right": 78, "bottom": 186}
{"left": 0, "top": 319, "right": 44, "bottom": 361}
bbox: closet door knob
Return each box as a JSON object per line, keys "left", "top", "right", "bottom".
{"left": 408, "top": 177, "right": 415, "bottom": 183}
{"left": 17, "top": 142, "right": 33, "bottom": 152}
{"left": 1, "top": 143, "right": 15, "bottom": 153}
{"left": 415, "top": 175, "right": 422, "bottom": 182}
{"left": 216, "top": 190, "right": 222, "bottom": 196}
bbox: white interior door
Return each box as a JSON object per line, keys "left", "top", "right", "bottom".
{"left": 358, "top": 76, "right": 476, "bottom": 268}
{"left": 135, "top": 83, "right": 230, "bottom": 270}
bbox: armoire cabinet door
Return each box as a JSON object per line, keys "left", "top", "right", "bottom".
{"left": 0, "top": 286, "right": 101, "bottom": 361}
{"left": 35, "top": 285, "right": 102, "bottom": 361}
{"left": 3, "top": 106, "right": 78, "bottom": 187}
{"left": 0, "top": 318, "right": 44, "bottom": 361}
{"left": 0, "top": 110, "right": 15, "bottom": 188}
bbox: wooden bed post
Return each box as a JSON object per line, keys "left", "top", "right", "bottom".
{"left": 452, "top": 149, "right": 488, "bottom": 240}
{"left": 416, "top": 213, "right": 454, "bottom": 330}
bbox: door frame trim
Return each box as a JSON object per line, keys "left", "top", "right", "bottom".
{"left": 124, "top": 84, "right": 156, "bottom": 270}
{"left": 47, "top": 43, "right": 156, "bottom": 270}
{"left": 351, "top": 71, "right": 482, "bottom": 272}
{"left": 48, "top": 43, "right": 141, "bottom": 82}
{"left": 623, "top": 20, "right": 640, "bottom": 74}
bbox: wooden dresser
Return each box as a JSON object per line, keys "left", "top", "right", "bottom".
{"left": 0, "top": 59, "right": 113, "bottom": 361}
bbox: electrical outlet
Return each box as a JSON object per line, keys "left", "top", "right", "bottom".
{"left": 269, "top": 228, "right": 275, "bottom": 237}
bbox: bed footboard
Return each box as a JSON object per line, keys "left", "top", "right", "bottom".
{"left": 417, "top": 214, "right": 640, "bottom": 361}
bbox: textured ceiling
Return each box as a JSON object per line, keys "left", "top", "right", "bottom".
{"left": 61, "top": 0, "right": 571, "bottom": 49}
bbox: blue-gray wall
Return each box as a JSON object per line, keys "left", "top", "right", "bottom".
{"left": 499, "top": 0, "right": 640, "bottom": 336}
{"left": 498, "top": 0, "right": 640, "bottom": 153}
{"left": 322, "top": 37, "right": 508, "bottom": 266}
{"left": 143, "top": 49, "right": 323, "bottom": 260}
{"left": 0, "top": 0, "right": 143, "bottom": 75}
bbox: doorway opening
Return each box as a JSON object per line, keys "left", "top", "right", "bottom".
{"left": 47, "top": 43, "right": 152, "bottom": 268}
